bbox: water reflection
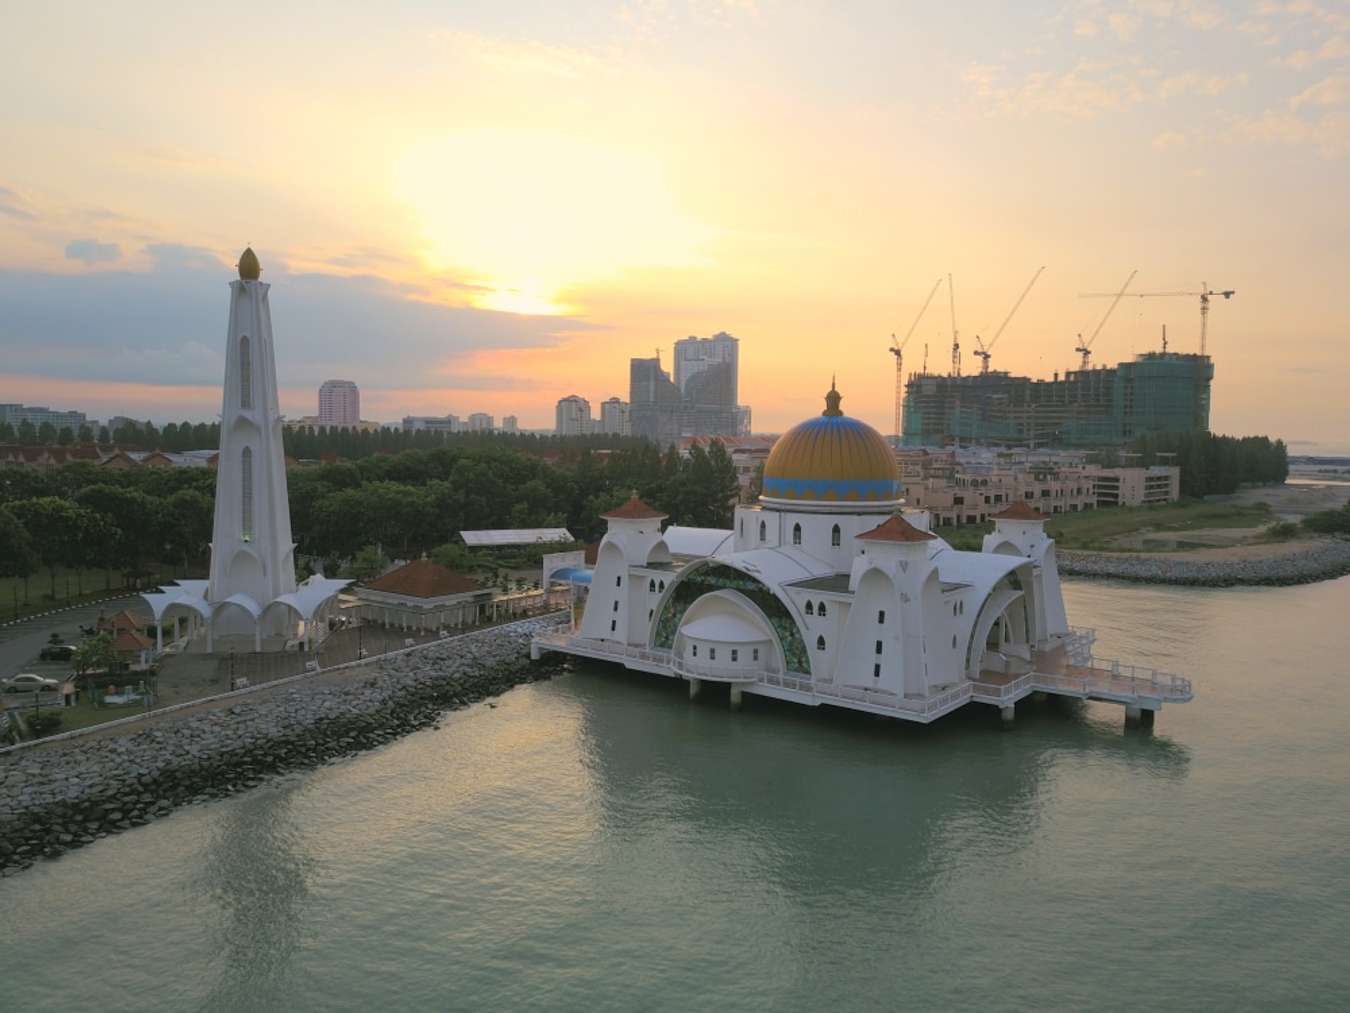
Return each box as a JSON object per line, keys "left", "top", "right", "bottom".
{"left": 568, "top": 663, "right": 1192, "bottom": 901}
{"left": 191, "top": 778, "right": 315, "bottom": 1010}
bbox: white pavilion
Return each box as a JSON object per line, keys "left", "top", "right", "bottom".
{"left": 534, "top": 383, "right": 1193, "bottom": 727}
{"left": 143, "top": 248, "right": 349, "bottom": 653}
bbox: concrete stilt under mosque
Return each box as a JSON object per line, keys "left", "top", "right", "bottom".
{"left": 688, "top": 678, "right": 702, "bottom": 701}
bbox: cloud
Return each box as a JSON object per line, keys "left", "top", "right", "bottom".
{"left": 0, "top": 185, "right": 35, "bottom": 221}
{"left": 1155, "top": 70, "right": 1248, "bottom": 99}
{"left": 0, "top": 245, "right": 599, "bottom": 391}
{"left": 64, "top": 238, "right": 121, "bottom": 264}
{"left": 1280, "top": 33, "right": 1350, "bottom": 67}
{"left": 1291, "top": 71, "right": 1350, "bottom": 108}
{"left": 1152, "top": 130, "right": 1187, "bottom": 149}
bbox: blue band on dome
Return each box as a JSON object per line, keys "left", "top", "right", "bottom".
{"left": 762, "top": 476, "right": 901, "bottom": 500}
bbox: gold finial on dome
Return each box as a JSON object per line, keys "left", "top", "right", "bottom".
{"left": 238, "top": 246, "right": 261, "bottom": 281}
{"left": 823, "top": 376, "right": 843, "bottom": 417}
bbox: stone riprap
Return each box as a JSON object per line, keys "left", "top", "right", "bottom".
{"left": 0, "top": 616, "right": 566, "bottom": 877}
{"left": 1058, "top": 538, "right": 1350, "bottom": 587}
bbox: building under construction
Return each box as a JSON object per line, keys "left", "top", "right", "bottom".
{"left": 900, "top": 352, "right": 1214, "bottom": 448}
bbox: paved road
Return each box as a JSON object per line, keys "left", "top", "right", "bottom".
{"left": 0, "top": 597, "right": 146, "bottom": 680}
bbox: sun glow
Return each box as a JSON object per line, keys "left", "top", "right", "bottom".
{"left": 392, "top": 128, "right": 711, "bottom": 314}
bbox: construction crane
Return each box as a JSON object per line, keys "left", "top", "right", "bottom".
{"left": 972, "top": 265, "right": 1047, "bottom": 373}
{"left": 948, "top": 273, "right": 960, "bottom": 377}
{"left": 1074, "top": 269, "right": 1137, "bottom": 370}
{"left": 889, "top": 278, "right": 943, "bottom": 438}
{"left": 1080, "top": 282, "right": 1235, "bottom": 356}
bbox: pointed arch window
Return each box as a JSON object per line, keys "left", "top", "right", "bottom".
{"left": 816, "top": 635, "right": 826, "bottom": 651}
{"left": 831, "top": 524, "right": 841, "bottom": 547}
{"left": 805, "top": 601, "right": 814, "bottom": 616}
{"left": 792, "top": 522, "right": 802, "bottom": 546}
{"left": 817, "top": 602, "right": 827, "bottom": 618}
{"left": 759, "top": 520, "right": 766, "bottom": 542}
{"left": 240, "top": 447, "right": 254, "bottom": 541}
{"left": 239, "top": 336, "right": 252, "bottom": 409}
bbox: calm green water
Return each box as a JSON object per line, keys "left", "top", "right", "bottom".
{"left": 5, "top": 578, "right": 1350, "bottom": 1011}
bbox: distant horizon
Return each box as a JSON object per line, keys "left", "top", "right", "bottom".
{"left": 3, "top": 3, "right": 1348, "bottom": 450}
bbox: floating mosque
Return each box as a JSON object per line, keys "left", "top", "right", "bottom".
{"left": 142, "top": 249, "right": 349, "bottom": 653}
{"left": 534, "top": 384, "right": 1193, "bottom": 726}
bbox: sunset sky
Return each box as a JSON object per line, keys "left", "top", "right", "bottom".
{"left": 2, "top": 1, "right": 1349, "bottom": 451}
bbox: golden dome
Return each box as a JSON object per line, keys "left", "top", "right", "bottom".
{"left": 761, "top": 383, "right": 900, "bottom": 507}
{"left": 238, "top": 246, "right": 261, "bottom": 281}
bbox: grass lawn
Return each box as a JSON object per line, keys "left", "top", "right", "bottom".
{"left": 31, "top": 698, "right": 147, "bottom": 734}
{"left": 937, "top": 500, "right": 1274, "bottom": 552}
{"left": 0, "top": 565, "right": 191, "bottom": 622}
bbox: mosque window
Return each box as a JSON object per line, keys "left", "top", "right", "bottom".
{"left": 731, "top": 649, "right": 738, "bottom": 662}
{"left": 649, "top": 579, "right": 656, "bottom": 592}
{"left": 739, "top": 518, "right": 744, "bottom": 537}
{"left": 792, "top": 523, "right": 802, "bottom": 545}
{"left": 877, "top": 610, "right": 886, "bottom": 624}
{"left": 831, "top": 524, "right": 841, "bottom": 547}
{"left": 648, "top": 609, "right": 653, "bottom": 621}
{"left": 659, "top": 581, "right": 665, "bottom": 592}
{"left": 951, "top": 634, "right": 957, "bottom": 649}
{"left": 875, "top": 640, "right": 883, "bottom": 655}
{"left": 959, "top": 601, "right": 965, "bottom": 615}
{"left": 692, "top": 644, "right": 698, "bottom": 657}
{"left": 952, "top": 602, "right": 958, "bottom": 617}
{"left": 610, "top": 620, "right": 616, "bottom": 632}
{"left": 616, "top": 575, "right": 622, "bottom": 587}
{"left": 805, "top": 601, "right": 814, "bottom": 616}
{"left": 240, "top": 447, "right": 253, "bottom": 541}
{"left": 873, "top": 663, "right": 881, "bottom": 679}
{"left": 817, "top": 602, "right": 827, "bottom": 618}
{"left": 239, "top": 336, "right": 252, "bottom": 409}
{"left": 752, "top": 648, "right": 759, "bottom": 662}
{"left": 759, "top": 520, "right": 766, "bottom": 542}
{"left": 612, "top": 601, "right": 619, "bottom": 612}
{"left": 709, "top": 648, "right": 716, "bottom": 661}
{"left": 816, "top": 635, "right": 826, "bottom": 651}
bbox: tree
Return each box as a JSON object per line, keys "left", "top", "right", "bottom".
{"left": 37, "top": 421, "right": 57, "bottom": 445}
{"left": 77, "top": 424, "right": 94, "bottom": 443}
{"left": 73, "top": 633, "right": 118, "bottom": 705}
{"left": 163, "top": 488, "right": 214, "bottom": 575}
{"left": 18, "top": 419, "right": 36, "bottom": 444}
{"left": 57, "top": 427, "right": 74, "bottom": 446}
{"left": 344, "top": 544, "right": 390, "bottom": 581}
{"left": 0, "top": 508, "right": 39, "bottom": 615}
{"left": 0, "top": 421, "right": 14, "bottom": 442}
{"left": 73, "top": 485, "right": 164, "bottom": 586}
{"left": 6, "top": 497, "right": 95, "bottom": 598}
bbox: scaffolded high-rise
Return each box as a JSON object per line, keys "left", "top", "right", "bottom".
{"left": 900, "top": 352, "right": 1214, "bottom": 448}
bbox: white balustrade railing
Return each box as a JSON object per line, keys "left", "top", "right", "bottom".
{"left": 672, "top": 657, "right": 765, "bottom": 682}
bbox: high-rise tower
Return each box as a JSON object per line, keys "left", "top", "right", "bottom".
{"left": 143, "top": 248, "right": 349, "bottom": 652}
{"left": 207, "top": 247, "right": 297, "bottom": 633}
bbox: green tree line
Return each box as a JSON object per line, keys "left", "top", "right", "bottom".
{"left": 0, "top": 440, "right": 741, "bottom": 602}
{"left": 1121, "top": 432, "right": 1288, "bottom": 498}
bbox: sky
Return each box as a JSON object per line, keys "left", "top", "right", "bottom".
{"left": 2, "top": 0, "right": 1349, "bottom": 452}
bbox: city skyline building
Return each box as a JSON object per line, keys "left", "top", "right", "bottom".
{"left": 673, "top": 331, "right": 739, "bottom": 408}
{"left": 318, "top": 379, "right": 360, "bottom": 428}
{"left": 556, "top": 394, "right": 593, "bottom": 435}
{"left": 467, "top": 412, "right": 494, "bottom": 432}
{"left": 403, "top": 414, "right": 459, "bottom": 433}
{"left": 1, "top": 403, "right": 91, "bottom": 434}
{"left": 599, "top": 397, "right": 631, "bottom": 436}
{"left": 501, "top": 415, "right": 519, "bottom": 434}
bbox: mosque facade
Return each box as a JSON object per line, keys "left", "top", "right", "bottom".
{"left": 536, "top": 385, "right": 1193, "bottom": 725}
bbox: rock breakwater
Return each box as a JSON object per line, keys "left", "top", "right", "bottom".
{"left": 0, "top": 616, "right": 566, "bottom": 877}
{"left": 1058, "top": 539, "right": 1350, "bottom": 587}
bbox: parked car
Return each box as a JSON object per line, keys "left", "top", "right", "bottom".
{"left": 2, "top": 673, "right": 61, "bottom": 694}
{"left": 39, "top": 643, "right": 77, "bottom": 661}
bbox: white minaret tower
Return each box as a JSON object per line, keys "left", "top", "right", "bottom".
{"left": 207, "top": 247, "right": 297, "bottom": 635}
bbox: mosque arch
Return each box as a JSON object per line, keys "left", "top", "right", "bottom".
{"left": 650, "top": 559, "right": 814, "bottom": 674}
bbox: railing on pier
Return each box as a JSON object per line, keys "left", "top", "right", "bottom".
{"left": 1035, "top": 662, "right": 1192, "bottom": 702}
{"left": 671, "top": 657, "right": 763, "bottom": 682}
